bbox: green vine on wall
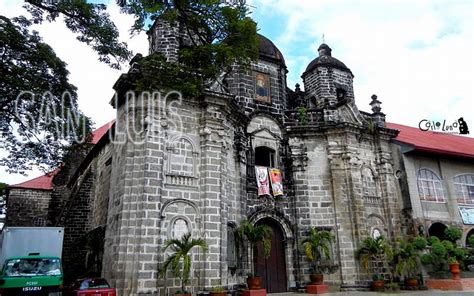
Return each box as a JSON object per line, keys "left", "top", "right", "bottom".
{"left": 297, "top": 106, "right": 308, "bottom": 125}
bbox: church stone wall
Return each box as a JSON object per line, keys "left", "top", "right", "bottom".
{"left": 6, "top": 189, "right": 51, "bottom": 227}
{"left": 227, "top": 60, "right": 287, "bottom": 119}
{"left": 288, "top": 127, "right": 402, "bottom": 288}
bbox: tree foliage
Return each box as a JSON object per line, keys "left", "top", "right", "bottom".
{"left": 1, "top": 0, "right": 257, "bottom": 172}
{"left": 0, "top": 182, "right": 7, "bottom": 223}
{"left": 0, "top": 16, "right": 92, "bottom": 173}
{"left": 119, "top": 0, "right": 258, "bottom": 96}
{"left": 24, "top": 0, "right": 132, "bottom": 69}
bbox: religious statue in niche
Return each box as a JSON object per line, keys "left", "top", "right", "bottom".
{"left": 254, "top": 72, "right": 270, "bottom": 103}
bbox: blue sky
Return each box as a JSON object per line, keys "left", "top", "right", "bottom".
{"left": 248, "top": 0, "right": 473, "bottom": 127}
{"left": 1, "top": 0, "right": 473, "bottom": 184}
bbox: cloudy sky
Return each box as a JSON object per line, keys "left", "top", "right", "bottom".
{"left": 1, "top": 0, "right": 473, "bottom": 184}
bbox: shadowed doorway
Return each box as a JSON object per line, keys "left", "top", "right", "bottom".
{"left": 255, "top": 218, "right": 287, "bottom": 293}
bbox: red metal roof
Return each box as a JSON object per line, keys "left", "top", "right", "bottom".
{"left": 91, "top": 120, "right": 115, "bottom": 144}
{"left": 9, "top": 169, "right": 59, "bottom": 190}
{"left": 386, "top": 122, "right": 474, "bottom": 159}
{"left": 9, "top": 120, "right": 115, "bottom": 190}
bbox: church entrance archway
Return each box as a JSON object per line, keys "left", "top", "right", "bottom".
{"left": 466, "top": 229, "right": 474, "bottom": 247}
{"left": 255, "top": 218, "right": 287, "bottom": 293}
{"left": 429, "top": 222, "right": 447, "bottom": 240}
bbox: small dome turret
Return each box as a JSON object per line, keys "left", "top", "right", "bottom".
{"left": 303, "top": 43, "right": 351, "bottom": 76}
{"left": 257, "top": 34, "right": 286, "bottom": 66}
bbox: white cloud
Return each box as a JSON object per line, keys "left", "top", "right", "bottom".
{"left": 253, "top": 0, "right": 473, "bottom": 129}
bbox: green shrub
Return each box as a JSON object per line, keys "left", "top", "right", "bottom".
{"left": 412, "top": 236, "right": 428, "bottom": 250}
{"left": 444, "top": 227, "right": 462, "bottom": 242}
{"left": 468, "top": 236, "right": 474, "bottom": 248}
{"left": 428, "top": 236, "right": 440, "bottom": 245}
{"left": 421, "top": 253, "right": 433, "bottom": 265}
{"left": 442, "top": 240, "right": 454, "bottom": 253}
{"left": 453, "top": 247, "right": 467, "bottom": 259}
{"left": 431, "top": 242, "right": 447, "bottom": 258}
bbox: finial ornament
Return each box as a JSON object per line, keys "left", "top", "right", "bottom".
{"left": 370, "top": 94, "right": 382, "bottom": 114}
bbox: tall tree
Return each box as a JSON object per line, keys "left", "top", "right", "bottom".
{"left": 1, "top": 0, "right": 257, "bottom": 172}
{"left": 24, "top": 0, "right": 132, "bottom": 69}
{"left": 0, "top": 182, "right": 7, "bottom": 229}
{"left": 1, "top": 0, "right": 132, "bottom": 173}
{"left": 118, "top": 0, "right": 259, "bottom": 96}
{"left": 0, "top": 16, "right": 91, "bottom": 173}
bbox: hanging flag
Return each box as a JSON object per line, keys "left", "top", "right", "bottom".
{"left": 269, "top": 168, "right": 284, "bottom": 196}
{"left": 255, "top": 166, "right": 270, "bottom": 196}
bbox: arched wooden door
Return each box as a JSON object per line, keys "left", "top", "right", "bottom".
{"left": 255, "top": 218, "right": 287, "bottom": 293}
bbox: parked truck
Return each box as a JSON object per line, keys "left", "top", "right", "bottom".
{"left": 0, "top": 227, "right": 64, "bottom": 296}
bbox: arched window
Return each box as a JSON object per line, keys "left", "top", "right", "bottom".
{"left": 172, "top": 218, "right": 189, "bottom": 239}
{"left": 466, "top": 229, "right": 474, "bottom": 247}
{"left": 417, "top": 169, "right": 445, "bottom": 202}
{"left": 454, "top": 174, "right": 474, "bottom": 205}
{"left": 428, "top": 222, "right": 447, "bottom": 240}
{"left": 255, "top": 146, "right": 275, "bottom": 167}
{"left": 33, "top": 217, "right": 45, "bottom": 226}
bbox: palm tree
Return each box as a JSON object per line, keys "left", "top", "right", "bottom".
{"left": 394, "top": 239, "right": 419, "bottom": 280}
{"left": 160, "top": 232, "right": 208, "bottom": 293}
{"left": 236, "top": 219, "right": 273, "bottom": 276}
{"left": 302, "top": 228, "right": 333, "bottom": 275}
{"left": 357, "top": 236, "right": 393, "bottom": 279}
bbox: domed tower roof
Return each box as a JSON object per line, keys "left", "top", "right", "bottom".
{"left": 303, "top": 43, "right": 352, "bottom": 75}
{"left": 257, "top": 34, "right": 286, "bottom": 66}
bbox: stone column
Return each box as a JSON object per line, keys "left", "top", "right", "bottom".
{"left": 103, "top": 93, "right": 166, "bottom": 295}
{"left": 199, "top": 94, "right": 230, "bottom": 287}
{"left": 326, "top": 133, "right": 365, "bottom": 288}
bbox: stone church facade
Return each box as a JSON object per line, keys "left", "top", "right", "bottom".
{"left": 7, "top": 19, "right": 472, "bottom": 296}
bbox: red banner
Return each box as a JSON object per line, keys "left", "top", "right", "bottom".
{"left": 269, "top": 168, "right": 284, "bottom": 196}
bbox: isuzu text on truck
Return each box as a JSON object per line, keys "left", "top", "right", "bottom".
{"left": 0, "top": 227, "right": 64, "bottom": 295}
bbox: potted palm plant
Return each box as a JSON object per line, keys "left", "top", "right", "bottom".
{"left": 356, "top": 236, "right": 393, "bottom": 291}
{"left": 301, "top": 227, "right": 333, "bottom": 284}
{"left": 236, "top": 219, "right": 273, "bottom": 290}
{"left": 160, "top": 232, "right": 208, "bottom": 296}
{"left": 394, "top": 239, "right": 423, "bottom": 288}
